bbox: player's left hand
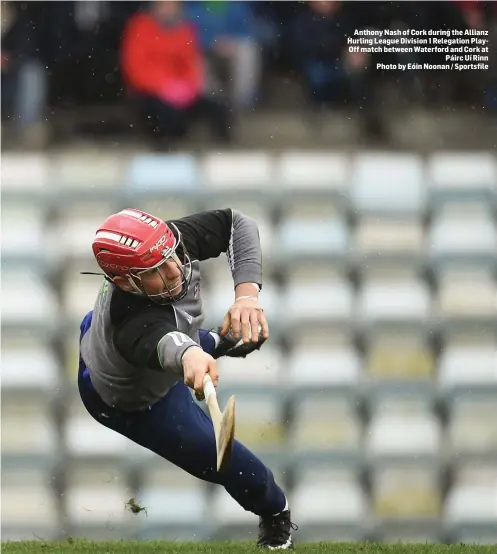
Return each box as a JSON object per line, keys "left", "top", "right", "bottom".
{"left": 220, "top": 296, "right": 269, "bottom": 344}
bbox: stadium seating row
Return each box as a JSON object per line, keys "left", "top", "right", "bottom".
{"left": 3, "top": 461, "right": 497, "bottom": 543}
{"left": 3, "top": 336, "right": 496, "bottom": 391}
{"left": 3, "top": 384, "right": 497, "bottom": 460}
{"left": 3, "top": 270, "right": 496, "bottom": 332}
{"left": 2, "top": 152, "right": 496, "bottom": 203}
{"left": 2, "top": 150, "right": 495, "bottom": 544}
{"left": 3, "top": 201, "right": 497, "bottom": 265}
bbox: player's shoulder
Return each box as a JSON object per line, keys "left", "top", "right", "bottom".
{"left": 166, "top": 209, "right": 233, "bottom": 255}
{"left": 167, "top": 209, "right": 233, "bottom": 233}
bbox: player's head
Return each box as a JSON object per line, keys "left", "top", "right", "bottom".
{"left": 92, "top": 208, "right": 192, "bottom": 305}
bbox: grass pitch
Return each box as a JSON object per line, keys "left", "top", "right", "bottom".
{"left": 1, "top": 541, "right": 495, "bottom": 554}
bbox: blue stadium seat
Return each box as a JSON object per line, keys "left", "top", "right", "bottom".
{"left": 275, "top": 217, "right": 349, "bottom": 265}
{"left": 278, "top": 151, "right": 350, "bottom": 192}
{"left": 1, "top": 153, "right": 50, "bottom": 201}
{"left": 127, "top": 154, "right": 199, "bottom": 195}
{"left": 64, "top": 484, "right": 137, "bottom": 539}
{"left": 1, "top": 466, "right": 59, "bottom": 541}
{"left": 370, "top": 463, "right": 442, "bottom": 524}
{"left": 357, "top": 273, "right": 430, "bottom": 329}
{"left": 137, "top": 464, "right": 209, "bottom": 540}
{"left": 277, "top": 152, "right": 350, "bottom": 216}
{"left": 447, "top": 398, "right": 497, "bottom": 461}
{"left": 288, "top": 342, "right": 361, "bottom": 394}
{"left": 290, "top": 463, "right": 367, "bottom": 542}
{"left": 438, "top": 339, "right": 497, "bottom": 396}
{"left": 434, "top": 268, "right": 497, "bottom": 326}
{"left": 365, "top": 396, "right": 441, "bottom": 462}
{"left": 1, "top": 268, "right": 58, "bottom": 333}
{"left": 1, "top": 201, "right": 48, "bottom": 269}
{"left": 351, "top": 153, "right": 426, "bottom": 216}
{"left": 1, "top": 337, "right": 60, "bottom": 394}
{"left": 1, "top": 391, "right": 58, "bottom": 468}
{"left": 352, "top": 217, "right": 424, "bottom": 269}
{"left": 201, "top": 151, "right": 274, "bottom": 191}
{"left": 429, "top": 202, "right": 497, "bottom": 270}
{"left": 50, "top": 200, "right": 120, "bottom": 262}
{"left": 216, "top": 345, "right": 283, "bottom": 393}
{"left": 364, "top": 331, "right": 435, "bottom": 398}
{"left": 280, "top": 268, "right": 353, "bottom": 330}
{"left": 63, "top": 457, "right": 137, "bottom": 539}
{"left": 62, "top": 270, "right": 104, "bottom": 328}
{"left": 51, "top": 152, "right": 123, "bottom": 200}
{"left": 427, "top": 152, "right": 497, "bottom": 205}
{"left": 288, "top": 395, "right": 362, "bottom": 463}
{"left": 444, "top": 463, "right": 497, "bottom": 544}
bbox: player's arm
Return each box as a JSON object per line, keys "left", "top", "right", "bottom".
{"left": 170, "top": 208, "right": 263, "bottom": 291}
{"left": 113, "top": 310, "right": 198, "bottom": 372}
{"left": 113, "top": 310, "right": 219, "bottom": 397}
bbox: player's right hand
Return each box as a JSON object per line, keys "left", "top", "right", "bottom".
{"left": 181, "top": 346, "right": 219, "bottom": 401}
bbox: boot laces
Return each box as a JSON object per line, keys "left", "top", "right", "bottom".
{"left": 259, "top": 511, "right": 298, "bottom": 543}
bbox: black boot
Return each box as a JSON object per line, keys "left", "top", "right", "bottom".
{"left": 257, "top": 510, "right": 297, "bottom": 550}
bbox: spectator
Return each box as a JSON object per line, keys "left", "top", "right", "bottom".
{"left": 291, "top": 1, "right": 384, "bottom": 138}
{"left": 120, "top": 0, "right": 232, "bottom": 145}
{"left": 185, "top": 1, "right": 261, "bottom": 110}
{"left": 1, "top": 1, "right": 48, "bottom": 149}
{"left": 452, "top": 0, "right": 496, "bottom": 110}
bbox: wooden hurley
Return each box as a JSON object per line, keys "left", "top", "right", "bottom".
{"left": 203, "top": 374, "right": 236, "bottom": 472}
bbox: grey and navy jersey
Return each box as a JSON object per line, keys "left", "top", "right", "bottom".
{"left": 80, "top": 209, "right": 262, "bottom": 411}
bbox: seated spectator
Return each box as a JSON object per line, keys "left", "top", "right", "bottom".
{"left": 120, "top": 0, "right": 232, "bottom": 145}
{"left": 1, "top": 1, "right": 48, "bottom": 149}
{"left": 249, "top": 1, "right": 308, "bottom": 71}
{"left": 291, "top": 1, "right": 384, "bottom": 139}
{"left": 185, "top": 1, "right": 261, "bottom": 110}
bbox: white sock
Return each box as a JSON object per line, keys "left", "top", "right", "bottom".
{"left": 209, "top": 331, "right": 221, "bottom": 348}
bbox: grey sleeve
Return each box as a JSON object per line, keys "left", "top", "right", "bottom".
{"left": 157, "top": 332, "right": 200, "bottom": 373}
{"left": 226, "top": 209, "right": 263, "bottom": 289}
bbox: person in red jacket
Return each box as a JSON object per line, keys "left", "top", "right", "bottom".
{"left": 121, "top": 0, "right": 231, "bottom": 144}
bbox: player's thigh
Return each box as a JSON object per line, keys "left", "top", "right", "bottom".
{"left": 79, "top": 376, "right": 218, "bottom": 473}
{"left": 141, "top": 382, "right": 220, "bottom": 469}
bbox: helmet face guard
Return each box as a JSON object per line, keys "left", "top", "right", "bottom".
{"left": 127, "top": 224, "right": 193, "bottom": 305}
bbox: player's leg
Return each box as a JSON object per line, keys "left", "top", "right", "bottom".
{"left": 78, "top": 365, "right": 285, "bottom": 516}
{"left": 78, "top": 317, "right": 295, "bottom": 547}
{"left": 78, "top": 367, "right": 295, "bottom": 547}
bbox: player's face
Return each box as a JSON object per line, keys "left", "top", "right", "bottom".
{"left": 140, "top": 254, "right": 184, "bottom": 298}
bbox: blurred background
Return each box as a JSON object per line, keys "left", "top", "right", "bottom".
{"left": 1, "top": 0, "right": 497, "bottom": 547}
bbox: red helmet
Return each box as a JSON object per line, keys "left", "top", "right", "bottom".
{"left": 92, "top": 208, "right": 192, "bottom": 304}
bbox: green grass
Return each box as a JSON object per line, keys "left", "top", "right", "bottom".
{"left": 1, "top": 542, "right": 495, "bottom": 554}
